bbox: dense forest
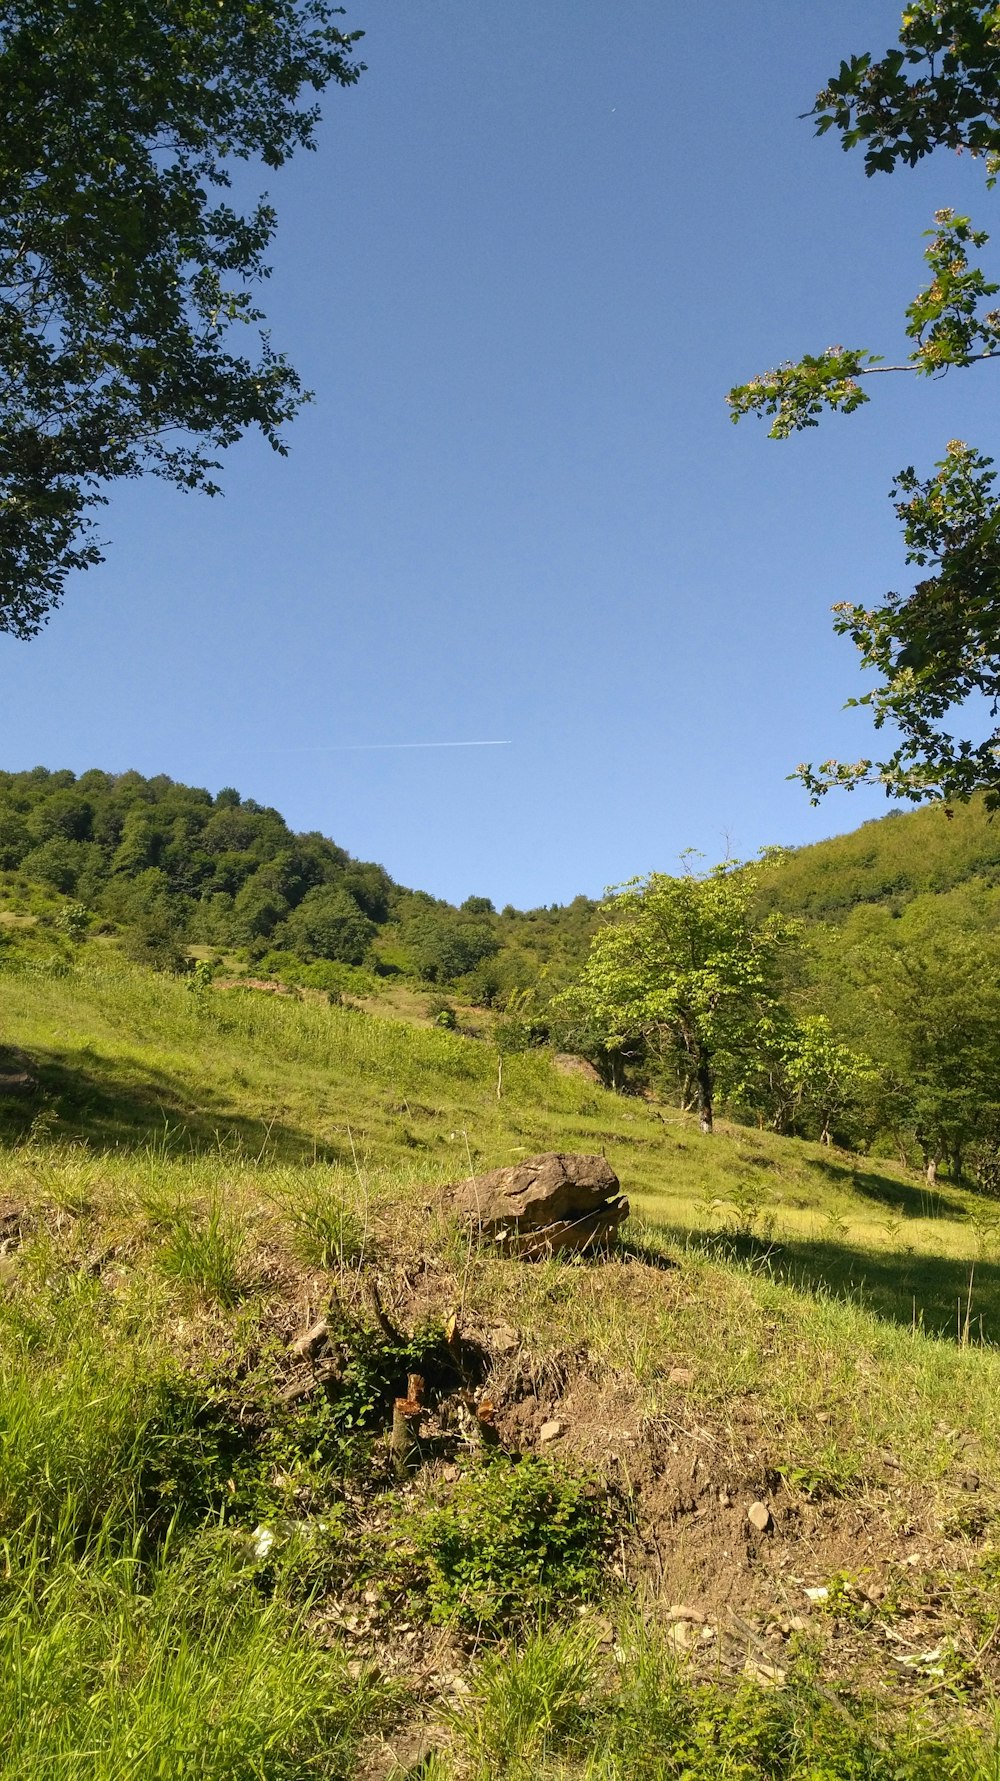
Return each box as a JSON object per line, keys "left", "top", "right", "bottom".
{"left": 0, "top": 766, "right": 599, "bottom": 996}
{"left": 1, "top": 766, "right": 999, "bottom": 1182}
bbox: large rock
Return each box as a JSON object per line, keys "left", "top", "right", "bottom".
{"left": 442, "top": 1152, "right": 628, "bottom": 1259}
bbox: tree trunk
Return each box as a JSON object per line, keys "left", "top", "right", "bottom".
{"left": 695, "top": 1059, "right": 714, "bottom": 1135}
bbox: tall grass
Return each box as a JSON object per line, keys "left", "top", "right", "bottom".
{"left": 0, "top": 1532, "right": 385, "bottom": 1780}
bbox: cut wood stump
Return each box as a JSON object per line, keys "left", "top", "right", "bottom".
{"left": 441, "top": 1152, "right": 628, "bottom": 1259}
{"left": 390, "top": 1372, "right": 425, "bottom": 1477}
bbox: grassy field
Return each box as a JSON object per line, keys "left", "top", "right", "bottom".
{"left": 3, "top": 955, "right": 1000, "bottom": 1775}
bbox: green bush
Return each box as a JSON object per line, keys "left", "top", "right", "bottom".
{"left": 409, "top": 1457, "right": 610, "bottom": 1633}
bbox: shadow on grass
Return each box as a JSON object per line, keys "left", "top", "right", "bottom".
{"left": 805, "top": 1155, "right": 969, "bottom": 1222}
{"left": 0, "top": 1045, "right": 342, "bottom": 1161}
{"left": 661, "top": 1222, "right": 1000, "bottom": 1346}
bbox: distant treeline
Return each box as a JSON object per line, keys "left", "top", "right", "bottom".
{"left": 2, "top": 768, "right": 1000, "bottom": 1176}
{"left": 0, "top": 767, "right": 599, "bottom": 996}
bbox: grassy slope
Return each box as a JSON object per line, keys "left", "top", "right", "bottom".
{"left": 3, "top": 958, "right": 1000, "bottom": 1774}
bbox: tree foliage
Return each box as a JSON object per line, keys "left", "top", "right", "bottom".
{"left": 729, "top": 5, "right": 1000, "bottom": 806}
{"left": 0, "top": 1, "right": 364, "bottom": 635}
{"left": 562, "top": 857, "right": 799, "bottom": 1133}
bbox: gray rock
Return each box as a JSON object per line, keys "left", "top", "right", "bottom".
{"left": 442, "top": 1152, "right": 629, "bottom": 1259}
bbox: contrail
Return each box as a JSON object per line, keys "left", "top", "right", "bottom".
{"left": 246, "top": 739, "right": 512, "bottom": 754}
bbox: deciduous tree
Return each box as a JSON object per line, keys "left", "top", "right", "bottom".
{"left": 729, "top": 4, "right": 1000, "bottom": 806}
{"left": 0, "top": 1, "right": 364, "bottom": 635}
{"left": 562, "top": 857, "right": 798, "bottom": 1133}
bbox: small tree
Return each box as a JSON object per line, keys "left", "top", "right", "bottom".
{"left": 563, "top": 857, "right": 798, "bottom": 1133}
{"left": 781, "top": 1015, "right": 875, "bottom": 1146}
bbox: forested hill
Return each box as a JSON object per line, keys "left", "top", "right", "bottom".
{"left": 763, "top": 797, "right": 1000, "bottom": 922}
{"left": 1, "top": 766, "right": 998, "bottom": 997}
{"left": 0, "top": 766, "right": 599, "bottom": 996}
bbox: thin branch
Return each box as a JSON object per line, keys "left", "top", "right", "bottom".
{"left": 855, "top": 350, "right": 1000, "bottom": 376}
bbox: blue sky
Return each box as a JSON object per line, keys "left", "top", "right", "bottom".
{"left": 2, "top": 0, "right": 997, "bottom": 907}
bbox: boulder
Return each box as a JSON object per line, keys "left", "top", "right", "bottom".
{"left": 442, "top": 1151, "right": 628, "bottom": 1259}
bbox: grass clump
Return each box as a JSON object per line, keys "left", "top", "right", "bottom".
{"left": 408, "top": 1457, "right": 611, "bottom": 1634}
{"left": 151, "top": 1196, "right": 252, "bottom": 1306}
{"left": 440, "top": 1619, "right": 996, "bottom": 1780}
{"left": 0, "top": 1533, "right": 388, "bottom": 1781}
{"left": 283, "top": 1178, "right": 367, "bottom": 1271}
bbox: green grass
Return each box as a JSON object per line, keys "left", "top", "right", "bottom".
{"left": 0, "top": 1532, "right": 386, "bottom": 1780}
{"left": 433, "top": 1617, "right": 996, "bottom": 1779}
{"left": 5, "top": 950, "right": 1000, "bottom": 1770}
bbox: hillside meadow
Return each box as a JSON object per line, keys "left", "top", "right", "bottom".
{"left": 1, "top": 953, "right": 1000, "bottom": 1774}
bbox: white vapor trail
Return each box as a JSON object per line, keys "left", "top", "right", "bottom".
{"left": 249, "top": 739, "right": 512, "bottom": 754}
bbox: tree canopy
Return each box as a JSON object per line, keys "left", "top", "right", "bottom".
{"left": 729, "top": 3, "right": 1000, "bottom": 807}
{"left": 0, "top": 1, "right": 364, "bottom": 636}
{"left": 561, "top": 857, "right": 798, "bottom": 1134}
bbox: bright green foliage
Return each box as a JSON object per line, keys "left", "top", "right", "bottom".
{"left": 278, "top": 885, "right": 376, "bottom": 965}
{"left": 727, "top": 213, "right": 1000, "bottom": 440}
{"left": 815, "top": 887, "right": 1000, "bottom": 1176}
{"left": 780, "top": 1016, "right": 877, "bottom": 1145}
{"left": 802, "top": 440, "right": 1000, "bottom": 804}
{"left": 0, "top": 768, "right": 599, "bottom": 994}
{"left": 811, "top": 2, "right": 1000, "bottom": 178}
{"left": 409, "top": 1458, "right": 610, "bottom": 1633}
{"left": 729, "top": 4, "right": 1000, "bottom": 806}
{"left": 759, "top": 793, "right": 1000, "bottom": 920}
{"left": 0, "top": 1, "right": 364, "bottom": 635}
{"left": 563, "top": 857, "right": 799, "bottom": 1132}
{"left": 399, "top": 905, "right": 501, "bottom": 984}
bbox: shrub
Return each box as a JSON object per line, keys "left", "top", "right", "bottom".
{"left": 408, "top": 1458, "right": 610, "bottom": 1633}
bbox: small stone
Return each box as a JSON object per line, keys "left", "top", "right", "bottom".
{"left": 786, "top": 1615, "right": 808, "bottom": 1633}
{"left": 803, "top": 1586, "right": 829, "bottom": 1603}
{"left": 539, "top": 1418, "right": 564, "bottom": 1444}
{"left": 744, "top": 1655, "right": 785, "bottom": 1686}
{"left": 669, "top": 1366, "right": 695, "bottom": 1386}
{"left": 747, "top": 1501, "right": 772, "bottom": 1533}
{"left": 718, "top": 1488, "right": 732, "bottom": 1508}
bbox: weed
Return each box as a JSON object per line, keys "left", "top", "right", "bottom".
{"left": 406, "top": 1457, "right": 611, "bottom": 1634}
{"left": 283, "top": 1179, "right": 366, "bottom": 1272}
{"left": 782, "top": 1444, "right": 863, "bottom": 1502}
{"left": 155, "top": 1198, "right": 251, "bottom": 1305}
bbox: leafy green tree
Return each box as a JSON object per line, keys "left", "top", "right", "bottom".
{"left": 780, "top": 1015, "right": 876, "bottom": 1147}
{"left": 278, "top": 885, "right": 374, "bottom": 965}
{"left": 401, "top": 910, "right": 500, "bottom": 985}
{"left": 563, "top": 858, "right": 798, "bottom": 1133}
{"left": 816, "top": 889, "right": 1000, "bottom": 1179}
{"left": 729, "top": 4, "right": 1000, "bottom": 805}
{"left": 0, "top": 1, "right": 364, "bottom": 635}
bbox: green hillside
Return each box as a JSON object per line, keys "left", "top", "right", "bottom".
{"left": 765, "top": 798, "right": 1000, "bottom": 922}
{"left": 4, "top": 768, "right": 1000, "bottom": 1187}
{"left": 2, "top": 942, "right": 1000, "bottom": 1772}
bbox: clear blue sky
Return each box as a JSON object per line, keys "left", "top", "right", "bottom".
{"left": 2, "top": 1, "right": 996, "bottom": 907}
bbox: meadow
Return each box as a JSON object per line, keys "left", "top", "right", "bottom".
{"left": 3, "top": 955, "right": 1000, "bottom": 1775}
